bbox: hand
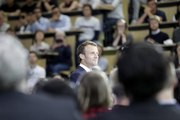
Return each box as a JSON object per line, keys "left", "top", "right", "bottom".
{"left": 144, "top": 6, "right": 152, "bottom": 15}
{"left": 147, "top": 38, "right": 155, "bottom": 44}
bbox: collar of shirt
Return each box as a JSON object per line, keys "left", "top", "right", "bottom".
{"left": 80, "top": 63, "right": 92, "bottom": 72}
{"left": 158, "top": 98, "right": 177, "bottom": 105}
{"left": 151, "top": 29, "right": 160, "bottom": 35}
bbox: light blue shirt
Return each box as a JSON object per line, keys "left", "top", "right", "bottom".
{"left": 50, "top": 14, "right": 71, "bottom": 32}
{"left": 28, "top": 17, "right": 50, "bottom": 33}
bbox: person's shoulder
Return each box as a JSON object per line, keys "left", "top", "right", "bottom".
{"left": 156, "top": 9, "right": 166, "bottom": 15}
{"left": 61, "top": 14, "right": 70, "bottom": 19}
{"left": 36, "top": 65, "right": 45, "bottom": 72}
{"left": 91, "top": 16, "right": 100, "bottom": 22}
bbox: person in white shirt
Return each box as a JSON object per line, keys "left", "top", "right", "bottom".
{"left": 75, "top": 4, "right": 101, "bottom": 44}
{"left": 49, "top": 7, "right": 71, "bottom": 33}
{"left": 30, "top": 30, "right": 50, "bottom": 52}
{"left": 98, "top": 0, "right": 124, "bottom": 46}
{"left": 27, "top": 51, "right": 46, "bottom": 92}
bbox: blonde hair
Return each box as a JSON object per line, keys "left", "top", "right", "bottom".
{"left": 77, "top": 71, "right": 112, "bottom": 112}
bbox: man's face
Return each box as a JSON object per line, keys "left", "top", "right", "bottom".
{"left": 150, "top": 19, "right": 159, "bottom": 31}
{"left": 34, "top": 9, "right": 42, "bottom": 18}
{"left": 29, "top": 53, "right": 37, "bottom": 65}
{"left": 81, "top": 45, "right": 99, "bottom": 68}
{"left": 147, "top": 0, "right": 156, "bottom": 12}
{"left": 83, "top": 6, "right": 92, "bottom": 17}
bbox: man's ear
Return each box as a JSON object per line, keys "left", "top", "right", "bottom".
{"left": 79, "top": 53, "right": 85, "bottom": 60}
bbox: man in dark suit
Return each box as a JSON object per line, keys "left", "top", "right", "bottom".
{"left": 70, "top": 41, "right": 99, "bottom": 84}
{"left": 94, "top": 42, "right": 180, "bottom": 120}
{"left": 0, "top": 33, "right": 82, "bottom": 120}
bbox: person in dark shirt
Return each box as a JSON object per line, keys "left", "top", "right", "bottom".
{"left": 36, "top": 0, "right": 58, "bottom": 13}
{"left": 0, "top": 0, "right": 20, "bottom": 16}
{"left": 47, "top": 32, "right": 72, "bottom": 76}
{"left": 145, "top": 16, "right": 169, "bottom": 44}
{"left": 136, "top": 0, "right": 167, "bottom": 24}
{"left": 21, "top": 0, "right": 37, "bottom": 14}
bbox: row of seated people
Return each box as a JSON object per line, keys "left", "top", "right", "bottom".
{"left": 0, "top": 0, "right": 179, "bottom": 46}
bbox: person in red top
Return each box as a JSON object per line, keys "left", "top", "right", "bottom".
{"left": 77, "top": 71, "right": 112, "bottom": 120}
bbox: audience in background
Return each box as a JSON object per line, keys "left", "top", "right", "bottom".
{"left": 49, "top": 7, "right": 71, "bottom": 33}
{"left": 98, "top": 0, "right": 124, "bottom": 47}
{"left": 21, "top": 0, "right": 37, "bottom": 14}
{"left": 131, "top": 0, "right": 147, "bottom": 24}
{"left": 30, "top": 30, "right": 50, "bottom": 52}
{"left": 95, "top": 42, "right": 180, "bottom": 120}
{"left": 0, "top": 11, "right": 10, "bottom": 33}
{"left": 75, "top": 4, "right": 100, "bottom": 45}
{"left": 25, "top": 12, "right": 38, "bottom": 33}
{"left": 70, "top": 41, "right": 99, "bottom": 84}
{"left": 0, "top": 33, "right": 82, "bottom": 120}
{"left": 136, "top": 0, "right": 167, "bottom": 24}
{"left": 36, "top": 0, "right": 58, "bottom": 13}
{"left": 0, "top": 0, "right": 20, "bottom": 16}
{"left": 80, "top": 0, "right": 101, "bottom": 9}
{"left": 112, "top": 19, "right": 133, "bottom": 48}
{"left": 145, "top": 16, "right": 169, "bottom": 44}
{"left": 15, "top": 13, "right": 29, "bottom": 33}
{"left": 172, "top": 15, "right": 180, "bottom": 43}
{"left": 77, "top": 71, "right": 112, "bottom": 120}
{"left": 30, "top": 7, "right": 50, "bottom": 33}
{"left": 59, "top": 0, "right": 80, "bottom": 12}
{"left": 47, "top": 32, "right": 72, "bottom": 76}
{"left": 27, "top": 51, "right": 46, "bottom": 92}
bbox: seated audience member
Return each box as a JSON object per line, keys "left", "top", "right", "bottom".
{"left": 75, "top": 4, "right": 100, "bottom": 45}
{"left": 79, "top": 0, "right": 100, "bottom": 9}
{"left": 144, "top": 16, "right": 169, "bottom": 44}
{"left": 49, "top": 7, "right": 71, "bottom": 33}
{"left": 95, "top": 42, "right": 180, "bottom": 120}
{"left": 173, "top": 16, "right": 180, "bottom": 43}
{"left": 98, "top": 0, "right": 124, "bottom": 47}
{"left": 27, "top": 51, "right": 46, "bottom": 92}
{"left": 59, "top": 0, "right": 80, "bottom": 12}
{"left": 0, "top": 33, "right": 82, "bottom": 120}
{"left": 25, "top": 12, "right": 38, "bottom": 33}
{"left": 109, "top": 68, "right": 129, "bottom": 106}
{"left": 0, "top": 0, "right": 20, "bottom": 16}
{"left": 77, "top": 71, "right": 112, "bottom": 119}
{"left": 30, "top": 30, "right": 50, "bottom": 52}
{"left": 112, "top": 19, "right": 133, "bottom": 48}
{"left": 36, "top": 0, "right": 58, "bottom": 13}
{"left": 0, "top": 11, "right": 10, "bottom": 33}
{"left": 131, "top": 0, "right": 147, "bottom": 24}
{"left": 15, "top": 13, "right": 29, "bottom": 33}
{"left": 21, "top": 0, "right": 37, "bottom": 13}
{"left": 30, "top": 7, "right": 50, "bottom": 33}
{"left": 47, "top": 32, "right": 72, "bottom": 76}
{"left": 70, "top": 41, "right": 99, "bottom": 84}
{"left": 136, "top": 0, "right": 167, "bottom": 24}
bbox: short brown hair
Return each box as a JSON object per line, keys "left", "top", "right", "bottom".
{"left": 77, "top": 41, "right": 97, "bottom": 62}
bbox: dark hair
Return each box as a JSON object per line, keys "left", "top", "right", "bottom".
{"left": 117, "top": 42, "right": 168, "bottom": 101}
{"left": 29, "top": 51, "right": 38, "bottom": 57}
{"left": 33, "top": 30, "right": 45, "bottom": 43}
{"left": 77, "top": 41, "right": 97, "bottom": 62}
{"left": 82, "top": 4, "right": 93, "bottom": 16}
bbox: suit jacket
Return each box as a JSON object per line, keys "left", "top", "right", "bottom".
{"left": 70, "top": 65, "right": 86, "bottom": 83}
{"left": 93, "top": 99, "right": 180, "bottom": 120}
{"left": 0, "top": 91, "right": 82, "bottom": 120}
